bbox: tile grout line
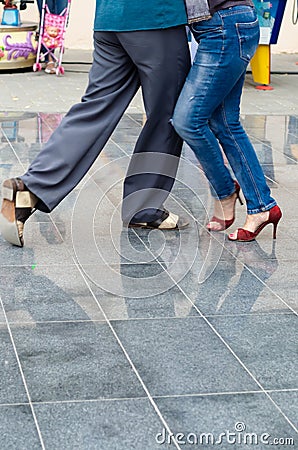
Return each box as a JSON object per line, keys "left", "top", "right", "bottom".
{"left": 0, "top": 296, "right": 46, "bottom": 450}
{"left": 1, "top": 130, "right": 28, "bottom": 172}
{"left": 73, "top": 260, "right": 183, "bottom": 450}
{"left": 0, "top": 387, "right": 297, "bottom": 408}
{"left": 151, "top": 387, "right": 298, "bottom": 399}
{"left": 240, "top": 261, "right": 298, "bottom": 316}
{"left": 0, "top": 310, "right": 295, "bottom": 327}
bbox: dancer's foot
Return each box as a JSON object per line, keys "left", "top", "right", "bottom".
{"left": 207, "top": 181, "right": 243, "bottom": 232}
{"left": 0, "top": 178, "right": 37, "bottom": 247}
{"left": 228, "top": 205, "right": 282, "bottom": 242}
{"left": 127, "top": 210, "right": 189, "bottom": 230}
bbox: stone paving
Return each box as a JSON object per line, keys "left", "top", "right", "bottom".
{"left": 0, "top": 51, "right": 297, "bottom": 449}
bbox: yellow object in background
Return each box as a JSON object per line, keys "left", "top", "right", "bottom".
{"left": 250, "top": 44, "right": 271, "bottom": 86}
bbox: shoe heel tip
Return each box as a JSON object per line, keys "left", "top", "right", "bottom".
{"left": 2, "top": 186, "right": 14, "bottom": 201}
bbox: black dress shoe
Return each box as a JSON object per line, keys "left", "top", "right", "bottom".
{"left": 127, "top": 210, "right": 189, "bottom": 230}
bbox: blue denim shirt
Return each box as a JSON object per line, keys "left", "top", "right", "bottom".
{"left": 94, "top": 0, "right": 187, "bottom": 31}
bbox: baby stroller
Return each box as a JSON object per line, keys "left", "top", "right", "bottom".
{"left": 33, "top": 0, "right": 71, "bottom": 76}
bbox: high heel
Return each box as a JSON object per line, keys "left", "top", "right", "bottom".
{"left": 0, "top": 178, "right": 37, "bottom": 247}
{"left": 228, "top": 205, "right": 282, "bottom": 242}
{"left": 207, "top": 180, "right": 243, "bottom": 232}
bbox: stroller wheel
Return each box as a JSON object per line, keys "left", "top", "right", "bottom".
{"left": 56, "top": 66, "right": 65, "bottom": 76}
{"left": 33, "top": 63, "right": 42, "bottom": 72}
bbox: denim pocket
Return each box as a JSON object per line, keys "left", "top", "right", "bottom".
{"left": 236, "top": 18, "right": 260, "bottom": 63}
{"left": 191, "top": 13, "right": 223, "bottom": 39}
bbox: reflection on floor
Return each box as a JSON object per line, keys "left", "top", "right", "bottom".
{"left": 0, "top": 112, "right": 297, "bottom": 449}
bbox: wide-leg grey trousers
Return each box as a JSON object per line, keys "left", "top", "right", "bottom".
{"left": 21, "top": 27, "right": 190, "bottom": 223}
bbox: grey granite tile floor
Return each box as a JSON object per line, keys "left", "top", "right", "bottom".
{"left": 0, "top": 110, "right": 297, "bottom": 449}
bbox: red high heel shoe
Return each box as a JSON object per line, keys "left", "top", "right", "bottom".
{"left": 207, "top": 180, "right": 243, "bottom": 232}
{"left": 228, "top": 205, "right": 282, "bottom": 242}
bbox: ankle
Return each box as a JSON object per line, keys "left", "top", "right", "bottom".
{"left": 243, "top": 211, "right": 269, "bottom": 233}
{"left": 213, "top": 192, "right": 237, "bottom": 217}
{"left": 248, "top": 211, "right": 269, "bottom": 223}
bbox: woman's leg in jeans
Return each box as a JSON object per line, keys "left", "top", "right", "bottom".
{"left": 210, "top": 75, "right": 277, "bottom": 235}
{"left": 210, "top": 73, "right": 276, "bottom": 214}
{"left": 173, "top": 7, "right": 277, "bottom": 232}
{"left": 172, "top": 19, "right": 236, "bottom": 201}
{"left": 172, "top": 13, "right": 243, "bottom": 228}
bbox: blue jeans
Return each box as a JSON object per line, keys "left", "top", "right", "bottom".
{"left": 173, "top": 6, "right": 276, "bottom": 214}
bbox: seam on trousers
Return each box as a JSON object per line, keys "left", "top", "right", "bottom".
{"left": 220, "top": 100, "right": 265, "bottom": 209}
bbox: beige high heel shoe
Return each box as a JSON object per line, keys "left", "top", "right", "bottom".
{"left": 0, "top": 178, "right": 37, "bottom": 247}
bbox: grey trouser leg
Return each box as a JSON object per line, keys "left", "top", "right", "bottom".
{"left": 21, "top": 28, "right": 190, "bottom": 222}
{"left": 120, "top": 28, "right": 190, "bottom": 223}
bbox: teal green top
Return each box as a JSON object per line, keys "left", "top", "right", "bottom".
{"left": 94, "top": 0, "right": 187, "bottom": 31}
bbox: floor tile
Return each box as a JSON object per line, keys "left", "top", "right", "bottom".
{"left": 91, "top": 225, "right": 201, "bottom": 266}
{"left": 92, "top": 285, "right": 199, "bottom": 320}
{"left": 83, "top": 262, "right": 177, "bottom": 299}
{"left": 269, "top": 166, "right": 298, "bottom": 190}
{"left": 0, "top": 222, "right": 72, "bottom": 266}
{"left": 83, "top": 230, "right": 154, "bottom": 265}
{"left": 263, "top": 260, "right": 298, "bottom": 312}
{"left": 0, "top": 405, "right": 41, "bottom": 449}
{"left": 228, "top": 238, "right": 298, "bottom": 263}
{"left": 90, "top": 142, "right": 126, "bottom": 162}
{"left": 34, "top": 399, "right": 169, "bottom": 450}
{"left": 178, "top": 258, "right": 291, "bottom": 316}
{"left": 0, "top": 326, "right": 28, "bottom": 404}
{"left": 270, "top": 391, "right": 298, "bottom": 429}
{"left": 155, "top": 393, "right": 297, "bottom": 449}
{"left": 69, "top": 177, "right": 123, "bottom": 248}
{"left": 0, "top": 306, "right": 5, "bottom": 323}
{"left": 170, "top": 187, "right": 209, "bottom": 220}
{"left": 45, "top": 190, "right": 78, "bottom": 224}
{"left": 112, "top": 317, "right": 259, "bottom": 396}
{"left": 209, "top": 315, "right": 298, "bottom": 390}
{"left": 78, "top": 228, "right": 218, "bottom": 299}
{"left": 0, "top": 265, "right": 104, "bottom": 323}
{"left": 10, "top": 322, "right": 145, "bottom": 402}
